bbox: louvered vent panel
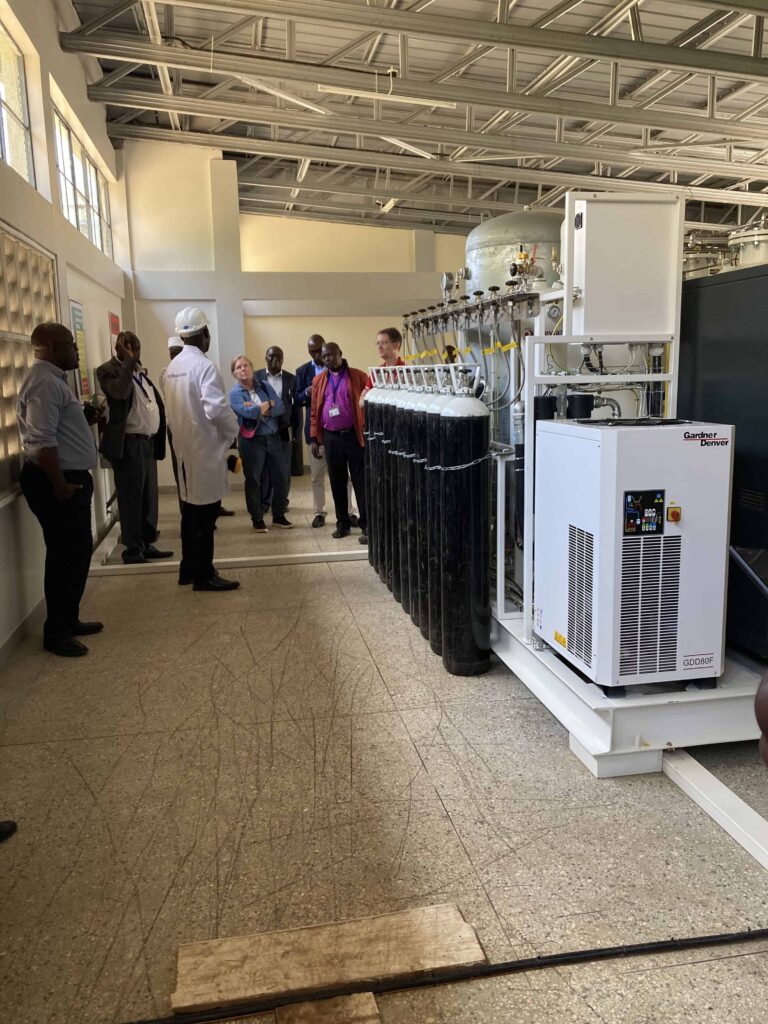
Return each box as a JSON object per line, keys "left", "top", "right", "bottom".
{"left": 619, "top": 536, "right": 682, "bottom": 676}
{"left": 659, "top": 537, "right": 682, "bottom": 671}
{"left": 567, "top": 526, "right": 594, "bottom": 667}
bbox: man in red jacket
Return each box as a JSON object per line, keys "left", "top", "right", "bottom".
{"left": 310, "top": 342, "right": 368, "bottom": 540}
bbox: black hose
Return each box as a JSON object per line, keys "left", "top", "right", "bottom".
{"left": 118, "top": 925, "right": 768, "bottom": 1024}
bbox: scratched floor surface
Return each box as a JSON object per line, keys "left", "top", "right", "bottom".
{"left": 3, "top": 484, "right": 768, "bottom": 1023}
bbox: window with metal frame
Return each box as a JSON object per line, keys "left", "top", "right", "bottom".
{"left": 52, "top": 108, "right": 113, "bottom": 259}
{"left": 0, "top": 20, "right": 34, "bottom": 186}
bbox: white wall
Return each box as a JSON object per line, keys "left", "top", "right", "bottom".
{"left": 124, "top": 141, "right": 219, "bottom": 272}
{"left": 0, "top": 0, "right": 126, "bottom": 654}
{"left": 240, "top": 215, "right": 416, "bottom": 273}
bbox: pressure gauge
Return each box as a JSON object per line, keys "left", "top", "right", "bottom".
{"left": 547, "top": 304, "right": 562, "bottom": 321}
{"left": 440, "top": 271, "right": 455, "bottom": 293}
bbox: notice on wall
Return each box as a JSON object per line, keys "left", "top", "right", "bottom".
{"left": 69, "top": 300, "right": 90, "bottom": 397}
{"left": 108, "top": 311, "right": 120, "bottom": 353}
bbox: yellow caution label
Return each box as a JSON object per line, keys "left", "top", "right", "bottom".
{"left": 554, "top": 630, "right": 567, "bottom": 648}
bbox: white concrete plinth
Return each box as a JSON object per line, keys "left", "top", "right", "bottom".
{"left": 492, "top": 615, "right": 763, "bottom": 778}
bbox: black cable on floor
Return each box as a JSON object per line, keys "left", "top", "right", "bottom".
{"left": 119, "top": 925, "right": 768, "bottom": 1024}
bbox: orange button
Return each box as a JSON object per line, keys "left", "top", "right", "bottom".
{"left": 667, "top": 507, "right": 682, "bottom": 523}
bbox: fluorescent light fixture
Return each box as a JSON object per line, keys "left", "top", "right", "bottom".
{"left": 381, "top": 136, "right": 435, "bottom": 159}
{"left": 237, "top": 75, "right": 329, "bottom": 115}
{"left": 290, "top": 187, "right": 300, "bottom": 199}
{"left": 317, "top": 84, "right": 456, "bottom": 110}
{"left": 297, "top": 158, "right": 311, "bottom": 181}
{"left": 379, "top": 198, "right": 398, "bottom": 214}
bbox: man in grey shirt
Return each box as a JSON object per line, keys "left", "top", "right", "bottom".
{"left": 17, "top": 322, "right": 102, "bottom": 657}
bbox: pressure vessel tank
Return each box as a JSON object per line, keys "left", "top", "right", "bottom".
{"left": 464, "top": 210, "right": 562, "bottom": 296}
{"left": 440, "top": 368, "right": 491, "bottom": 676}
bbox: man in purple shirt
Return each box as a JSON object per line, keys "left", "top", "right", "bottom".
{"left": 310, "top": 343, "right": 368, "bottom": 539}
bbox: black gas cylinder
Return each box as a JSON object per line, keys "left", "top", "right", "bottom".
{"left": 405, "top": 390, "right": 422, "bottom": 628}
{"left": 390, "top": 394, "right": 404, "bottom": 604}
{"left": 439, "top": 393, "right": 491, "bottom": 676}
{"left": 411, "top": 393, "right": 429, "bottom": 633}
{"left": 425, "top": 394, "right": 451, "bottom": 654}
{"left": 397, "top": 392, "right": 412, "bottom": 616}
{"left": 363, "top": 391, "right": 377, "bottom": 571}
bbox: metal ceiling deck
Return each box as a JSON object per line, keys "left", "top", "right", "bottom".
{"left": 68, "top": 1, "right": 768, "bottom": 234}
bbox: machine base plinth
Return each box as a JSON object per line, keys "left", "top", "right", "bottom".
{"left": 492, "top": 614, "right": 762, "bottom": 779}
{"left": 569, "top": 736, "right": 662, "bottom": 778}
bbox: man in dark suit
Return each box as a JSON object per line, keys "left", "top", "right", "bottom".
{"left": 255, "top": 346, "right": 300, "bottom": 515}
{"left": 96, "top": 331, "right": 173, "bottom": 564}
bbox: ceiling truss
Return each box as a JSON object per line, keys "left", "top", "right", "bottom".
{"left": 67, "top": 0, "right": 768, "bottom": 236}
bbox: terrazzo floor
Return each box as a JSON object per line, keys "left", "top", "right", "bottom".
{"left": 3, "top": 478, "right": 768, "bottom": 1023}
{"left": 101, "top": 474, "right": 365, "bottom": 564}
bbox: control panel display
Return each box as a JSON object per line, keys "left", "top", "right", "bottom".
{"left": 623, "top": 490, "right": 665, "bottom": 536}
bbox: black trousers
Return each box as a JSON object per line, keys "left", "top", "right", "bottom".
{"left": 180, "top": 500, "right": 220, "bottom": 584}
{"left": 110, "top": 435, "right": 159, "bottom": 558}
{"left": 238, "top": 434, "right": 290, "bottom": 523}
{"left": 324, "top": 429, "right": 366, "bottom": 530}
{"left": 20, "top": 463, "right": 93, "bottom": 643}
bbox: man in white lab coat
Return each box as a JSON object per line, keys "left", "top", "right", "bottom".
{"left": 163, "top": 307, "right": 240, "bottom": 591}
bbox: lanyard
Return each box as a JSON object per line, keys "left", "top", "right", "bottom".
{"left": 327, "top": 369, "right": 346, "bottom": 405}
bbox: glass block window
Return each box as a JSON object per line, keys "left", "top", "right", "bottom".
{"left": 0, "top": 20, "right": 34, "bottom": 186}
{"left": 0, "top": 224, "right": 57, "bottom": 496}
{"left": 53, "top": 108, "right": 113, "bottom": 259}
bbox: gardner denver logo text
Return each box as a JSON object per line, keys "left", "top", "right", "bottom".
{"left": 683, "top": 430, "right": 729, "bottom": 448}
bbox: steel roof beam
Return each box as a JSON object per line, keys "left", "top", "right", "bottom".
{"left": 664, "top": 1, "right": 768, "bottom": 17}
{"left": 143, "top": 0, "right": 768, "bottom": 83}
{"left": 238, "top": 172, "right": 532, "bottom": 212}
{"left": 238, "top": 205, "right": 469, "bottom": 234}
{"left": 65, "top": 36, "right": 768, "bottom": 145}
{"left": 106, "top": 122, "right": 768, "bottom": 207}
{"left": 90, "top": 84, "right": 768, "bottom": 179}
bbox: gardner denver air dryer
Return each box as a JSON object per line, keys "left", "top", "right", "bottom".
{"left": 534, "top": 420, "right": 733, "bottom": 690}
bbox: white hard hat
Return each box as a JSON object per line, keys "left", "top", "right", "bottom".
{"left": 174, "top": 307, "right": 209, "bottom": 338}
{"left": 167, "top": 335, "right": 182, "bottom": 350}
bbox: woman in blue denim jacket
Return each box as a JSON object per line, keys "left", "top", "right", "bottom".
{"left": 229, "top": 355, "right": 293, "bottom": 532}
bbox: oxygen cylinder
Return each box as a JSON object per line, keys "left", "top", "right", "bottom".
{"left": 390, "top": 375, "right": 408, "bottom": 604}
{"left": 409, "top": 368, "right": 431, "bottom": 631}
{"left": 396, "top": 368, "right": 417, "bottom": 616}
{"left": 403, "top": 370, "right": 421, "bottom": 622}
{"left": 425, "top": 369, "right": 454, "bottom": 653}
{"left": 378, "top": 376, "right": 397, "bottom": 591}
{"left": 363, "top": 371, "right": 384, "bottom": 573}
{"left": 440, "top": 366, "right": 491, "bottom": 676}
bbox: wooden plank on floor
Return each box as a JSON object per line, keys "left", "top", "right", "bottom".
{"left": 276, "top": 992, "right": 380, "bottom": 1023}
{"left": 171, "top": 904, "right": 486, "bottom": 1013}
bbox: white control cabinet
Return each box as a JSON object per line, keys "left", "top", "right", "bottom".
{"left": 534, "top": 420, "right": 733, "bottom": 689}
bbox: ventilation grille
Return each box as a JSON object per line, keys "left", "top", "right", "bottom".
{"left": 738, "top": 488, "right": 766, "bottom": 514}
{"left": 567, "top": 526, "right": 594, "bottom": 667}
{"left": 619, "top": 536, "right": 682, "bottom": 677}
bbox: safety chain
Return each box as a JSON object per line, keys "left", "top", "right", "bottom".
{"left": 424, "top": 453, "right": 493, "bottom": 473}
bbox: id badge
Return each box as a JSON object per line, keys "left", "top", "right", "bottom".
{"left": 328, "top": 406, "right": 340, "bottom": 418}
